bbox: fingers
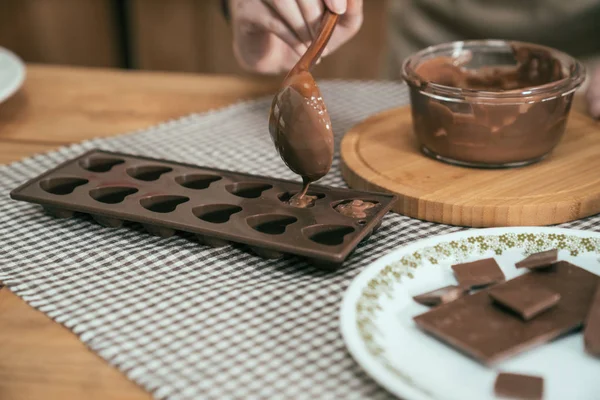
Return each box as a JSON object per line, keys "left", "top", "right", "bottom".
{"left": 586, "top": 67, "right": 600, "bottom": 119}
{"left": 257, "top": 1, "right": 308, "bottom": 56}
{"left": 323, "top": 0, "right": 347, "bottom": 14}
{"left": 322, "top": 0, "right": 363, "bottom": 56}
{"left": 229, "top": 0, "right": 363, "bottom": 74}
{"left": 340, "top": 0, "right": 363, "bottom": 30}
{"left": 264, "top": 0, "right": 312, "bottom": 46}
{"left": 230, "top": 0, "right": 304, "bottom": 73}
{"left": 298, "top": 0, "right": 324, "bottom": 39}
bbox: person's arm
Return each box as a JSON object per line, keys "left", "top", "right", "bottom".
{"left": 587, "top": 68, "right": 600, "bottom": 119}
{"left": 225, "top": 0, "right": 363, "bottom": 75}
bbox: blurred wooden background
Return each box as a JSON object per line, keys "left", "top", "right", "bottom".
{"left": 0, "top": 0, "right": 388, "bottom": 79}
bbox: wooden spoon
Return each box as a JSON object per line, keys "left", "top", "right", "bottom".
{"left": 268, "top": 10, "right": 339, "bottom": 207}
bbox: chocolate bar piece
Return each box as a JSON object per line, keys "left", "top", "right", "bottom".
{"left": 489, "top": 283, "right": 560, "bottom": 321}
{"left": 584, "top": 282, "right": 600, "bottom": 356}
{"left": 413, "top": 285, "right": 465, "bottom": 307}
{"left": 516, "top": 249, "right": 558, "bottom": 270}
{"left": 414, "top": 262, "right": 599, "bottom": 364}
{"left": 494, "top": 372, "right": 543, "bottom": 400}
{"left": 451, "top": 258, "right": 505, "bottom": 289}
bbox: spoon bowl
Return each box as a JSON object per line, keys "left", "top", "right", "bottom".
{"left": 269, "top": 11, "right": 339, "bottom": 187}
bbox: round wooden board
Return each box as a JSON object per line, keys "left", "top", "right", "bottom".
{"left": 340, "top": 106, "right": 600, "bottom": 227}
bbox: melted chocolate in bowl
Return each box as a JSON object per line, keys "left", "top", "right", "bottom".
{"left": 402, "top": 40, "right": 585, "bottom": 167}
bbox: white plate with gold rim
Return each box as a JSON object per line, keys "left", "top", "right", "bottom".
{"left": 340, "top": 227, "right": 600, "bottom": 400}
{"left": 0, "top": 47, "right": 25, "bottom": 104}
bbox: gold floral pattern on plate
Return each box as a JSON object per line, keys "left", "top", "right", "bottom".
{"left": 354, "top": 231, "right": 600, "bottom": 395}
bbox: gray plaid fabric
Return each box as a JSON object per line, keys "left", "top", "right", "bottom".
{"left": 1, "top": 81, "right": 599, "bottom": 400}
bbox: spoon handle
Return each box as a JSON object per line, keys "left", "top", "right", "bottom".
{"left": 291, "top": 10, "right": 339, "bottom": 74}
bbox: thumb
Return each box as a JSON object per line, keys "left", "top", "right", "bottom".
{"left": 323, "top": 0, "right": 347, "bottom": 14}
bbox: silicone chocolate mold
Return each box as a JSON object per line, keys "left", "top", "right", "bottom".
{"left": 11, "top": 150, "right": 397, "bottom": 267}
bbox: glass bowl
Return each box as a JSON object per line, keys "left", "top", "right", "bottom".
{"left": 401, "top": 40, "right": 586, "bottom": 168}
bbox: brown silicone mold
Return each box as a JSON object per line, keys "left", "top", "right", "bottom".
{"left": 10, "top": 150, "right": 397, "bottom": 267}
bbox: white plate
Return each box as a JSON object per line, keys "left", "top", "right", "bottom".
{"left": 340, "top": 227, "right": 600, "bottom": 400}
{"left": 0, "top": 47, "right": 25, "bottom": 104}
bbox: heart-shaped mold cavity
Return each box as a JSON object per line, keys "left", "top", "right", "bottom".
{"left": 332, "top": 199, "right": 380, "bottom": 219}
{"left": 79, "top": 157, "right": 125, "bottom": 172}
{"left": 226, "top": 182, "right": 272, "bottom": 199}
{"left": 278, "top": 191, "right": 326, "bottom": 208}
{"left": 40, "top": 177, "right": 89, "bottom": 195}
{"left": 193, "top": 204, "right": 242, "bottom": 224}
{"left": 127, "top": 165, "right": 173, "bottom": 181}
{"left": 140, "top": 195, "right": 189, "bottom": 213}
{"left": 246, "top": 214, "right": 298, "bottom": 235}
{"left": 303, "top": 224, "right": 355, "bottom": 246}
{"left": 90, "top": 186, "right": 138, "bottom": 204}
{"left": 175, "top": 174, "right": 222, "bottom": 190}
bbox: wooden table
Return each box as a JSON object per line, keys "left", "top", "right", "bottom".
{"left": 0, "top": 64, "right": 279, "bottom": 400}
{"left": 0, "top": 65, "right": 591, "bottom": 400}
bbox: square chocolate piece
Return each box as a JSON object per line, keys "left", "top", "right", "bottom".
{"left": 489, "top": 283, "right": 560, "bottom": 321}
{"left": 413, "top": 285, "right": 465, "bottom": 307}
{"left": 494, "top": 372, "right": 543, "bottom": 400}
{"left": 414, "top": 262, "right": 599, "bottom": 364}
{"left": 584, "top": 282, "right": 600, "bottom": 356}
{"left": 451, "top": 258, "right": 505, "bottom": 289}
{"left": 516, "top": 249, "right": 558, "bottom": 270}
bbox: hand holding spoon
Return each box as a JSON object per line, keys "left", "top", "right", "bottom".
{"left": 268, "top": 10, "right": 339, "bottom": 208}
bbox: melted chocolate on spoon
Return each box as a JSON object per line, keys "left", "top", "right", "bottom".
{"left": 269, "top": 11, "right": 339, "bottom": 208}
{"left": 407, "top": 44, "right": 571, "bottom": 165}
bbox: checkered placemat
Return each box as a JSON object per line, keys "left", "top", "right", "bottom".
{"left": 1, "top": 81, "right": 599, "bottom": 400}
